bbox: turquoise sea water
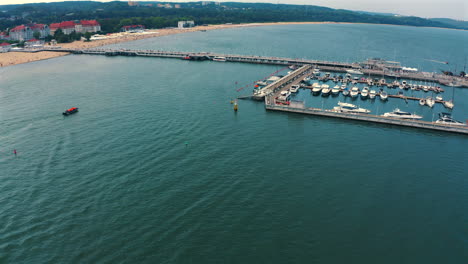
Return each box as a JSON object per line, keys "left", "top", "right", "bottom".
{"left": 1, "top": 24, "right": 467, "bottom": 263}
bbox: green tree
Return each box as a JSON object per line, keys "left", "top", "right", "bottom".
{"left": 33, "top": 31, "right": 41, "bottom": 39}
{"left": 84, "top": 31, "right": 92, "bottom": 41}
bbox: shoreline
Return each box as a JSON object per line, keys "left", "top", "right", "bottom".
{"left": 0, "top": 21, "right": 465, "bottom": 68}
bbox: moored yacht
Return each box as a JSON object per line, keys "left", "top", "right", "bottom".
{"left": 435, "top": 113, "right": 466, "bottom": 126}
{"left": 426, "top": 97, "right": 435, "bottom": 108}
{"left": 212, "top": 56, "right": 227, "bottom": 62}
{"left": 350, "top": 86, "right": 359, "bottom": 98}
{"left": 342, "top": 87, "right": 350, "bottom": 96}
{"left": 321, "top": 84, "right": 331, "bottom": 96}
{"left": 360, "top": 87, "right": 369, "bottom": 99}
{"left": 419, "top": 98, "right": 426, "bottom": 106}
{"left": 290, "top": 85, "right": 300, "bottom": 93}
{"left": 379, "top": 91, "right": 388, "bottom": 101}
{"left": 382, "top": 108, "right": 422, "bottom": 119}
{"left": 346, "top": 69, "right": 364, "bottom": 75}
{"left": 333, "top": 102, "right": 370, "bottom": 113}
{"left": 331, "top": 85, "right": 340, "bottom": 95}
{"left": 312, "top": 83, "right": 322, "bottom": 95}
{"left": 369, "top": 89, "right": 377, "bottom": 99}
{"left": 443, "top": 100, "right": 454, "bottom": 109}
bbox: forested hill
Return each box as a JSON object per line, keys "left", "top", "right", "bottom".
{"left": 0, "top": 1, "right": 465, "bottom": 32}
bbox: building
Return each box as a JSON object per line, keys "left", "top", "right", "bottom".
{"left": 178, "top": 21, "right": 195, "bottom": 29}
{"left": 9, "top": 25, "right": 32, "bottom": 41}
{"left": 24, "top": 38, "right": 44, "bottom": 48}
{"left": 50, "top": 20, "right": 101, "bottom": 35}
{"left": 27, "top": 24, "right": 50, "bottom": 39}
{"left": 121, "top": 25, "right": 145, "bottom": 32}
{"left": 50, "top": 21, "right": 77, "bottom": 35}
{"left": 0, "top": 42, "right": 12, "bottom": 52}
{"left": 0, "top": 32, "right": 10, "bottom": 40}
{"left": 80, "top": 20, "right": 101, "bottom": 33}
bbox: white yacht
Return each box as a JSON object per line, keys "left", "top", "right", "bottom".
{"left": 313, "top": 68, "right": 320, "bottom": 75}
{"left": 369, "top": 89, "right": 377, "bottom": 99}
{"left": 383, "top": 108, "right": 422, "bottom": 119}
{"left": 342, "top": 88, "right": 350, "bottom": 96}
{"left": 435, "top": 95, "right": 443, "bottom": 101}
{"left": 334, "top": 102, "right": 370, "bottom": 113}
{"left": 290, "top": 85, "right": 300, "bottom": 93}
{"left": 276, "top": 90, "right": 291, "bottom": 103}
{"left": 426, "top": 97, "right": 435, "bottom": 108}
{"left": 213, "top": 56, "right": 227, "bottom": 62}
{"left": 443, "top": 100, "right": 454, "bottom": 109}
{"left": 346, "top": 69, "right": 364, "bottom": 75}
{"left": 419, "top": 98, "right": 426, "bottom": 106}
{"left": 435, "top": 113, "right": 466, "bottom": 126}
{"left": 379, "top": 91, "right": 388, "bottom": 101}
{"left": 312, "top": 83, "right": 322, "bottom": 95}
{"left": 350, "top": 86, "right": 359, "bottom": 98}
{"left": 331, "top": 85, "right": 340, "bottom": 95}
{"left": 360, "top": 87, "right": 369, "bottom": 99}
{"left": 321, "top": 84, "right": 331, "bottom": 96}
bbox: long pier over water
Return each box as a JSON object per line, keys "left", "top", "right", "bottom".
{"left": 41, "top": 47, "right": 468, "bottom": 88}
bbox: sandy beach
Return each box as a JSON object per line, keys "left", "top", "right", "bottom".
{"left": 0, "top": 22, "right": 337, "bottom": 67}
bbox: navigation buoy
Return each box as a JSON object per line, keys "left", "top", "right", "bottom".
{"left": 233, "top": 100, "right": 238, "bottom": 111}
{"left": 13, "top": 149, "right": 17, "bottom": 155}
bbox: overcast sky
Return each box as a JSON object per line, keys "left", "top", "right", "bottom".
{"left": 1, "top": 0, "right": 466, "bottom": 20}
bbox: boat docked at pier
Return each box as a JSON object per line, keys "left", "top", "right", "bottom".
{"left": 333, "top": 102, "right": 370, "bottom": 114}
{"left": 382, "top": 108, "right": 422, "bottom": 119}
{"left": 426, "top": 97, "right": 435, "bottom": 108}
{"left": 443, "top": 100, "right": 454, "bottom": 109}
{"left": 312, "top": 83, "right": 322, "bottom": 95}
{"left": 435, "top": 113, "right": 466, "bottom": 126}
{"left": 290, "top": 85, "right": 300, "bottom": 93}
{"left": 331, "top": 85, "right": 340, "bottom": 95}
{"left": 369, "top": 89, "right": 376, "bottom": 99}
{"left": 321, "top": 84, "right": 331, "bottom": 96}
{"left": 379, "top": 91, "right": 388, "bottom": 101}
{"left": 346, "top": 69, "right": 364, "bottom": 75}
{"left": 350, "top": 86, "right": 359, "bottom": 98}
{"left": 212, "top": 56, "right": 227, "bottom": 62}
{"left": 360, "top": 87, "right": 369, "bottom": 99}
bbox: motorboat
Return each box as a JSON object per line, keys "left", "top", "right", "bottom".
{"left": 360, "top": 87, "right": 369, "bottom": 99}
{"left": 290, "top": 85, "right": 300, "bottom": 93}
{"left": 443, "top": 100, "right": 454, "bottom": 109}
{"left": 379, "top": 91, "right": 388, "bottom": 101}
{"left": 63, "top": 107, "right": 78, "bottom": 116}
{"left": 350, "top": 86, "right": 359, "bottom": 98}
{"left": 321, "top": 84, "right": 331, "bottom": 96}
{"left": 426, "top": 97, "right": 435, "bottom": 108}
{"left": 382, "top": 108, "right": 422, "bottom": 119}
{"left": 342, "top": 87, "right": 350, "bottom": 96}
{"left": 331, "top": 85, "right": 340, "bottom": 95}
{"left": 276, "top": 90, "right": 291, "bottom": 104}
{"left": 212, "top": 56, "right": 227, "bottom": 62}
{"left": 419, "top": 98, "right": 426, "bottom": 106}
{"left": 369, "top": 89, "right": 377, "bottom": 99}
{"left": 313, "top": 68, "right": 320, "bottom": 75}
{"left": 334, "top": 102, "right": 370, "bottom": 113}
{"left": 423, "top": 86, "right": 429, "bottom": 92}
{"left": 435, "top": 113, "right": 466, "bottom": 126}
{"left": 312, "top": 83, "right": 322, "bottom": 95}
{"left": 435, "top": 95, "right": 443, "bottom": 101}
{"left": 346, "top": 69, "right": 364, "bottom": 75}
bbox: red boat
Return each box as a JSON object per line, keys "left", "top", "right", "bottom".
{"left": 63, "top": 107, "right": 78, "bottom": 116}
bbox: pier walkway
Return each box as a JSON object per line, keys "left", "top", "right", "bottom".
{"left": 265, "top": 96, "right": 468, "bottom": 135}
{"left": 41, "top": 47, "right": 468, "bottom": 88}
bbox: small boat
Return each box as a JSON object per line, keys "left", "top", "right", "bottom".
{"left": 443, "top": 100, "right": 454, "bottom": 109}
{"left": 423, "top": 86, "right": 429, "bottom": 92}
{"left": 350, "top": 86, "right": 359, "bottom": 98}
{"left": 360, "top": 87, "right": 369, "bottom": 99}
{"left": 346, "top": 69, "right": 364, "bottom": 75}
{"left": 334, "top": 102, "right": 370, "bottom": 114}
{"left": 383, "top": 108, "right": 422, "bottom": 119}
{"left": 331, "top": 85, "right": 340, "bottom": 95}
{"left": 426, "top": 97, "right": 435, "bottom": 108}
{"left": 312, "top": 83, "right": 322, "bottom": 95}
{"left": 290, "top": 85, "right": 300, "bottom": 93}
{"left": 379, "top": 91, "right": 388, "bottom": 101}
{"left": 313, "top": 68, "right": 320, "bottom": 75}
{"left": 321, "top": 84, "right": 331, "bottom": 96}
{"left": 435, "top": 95, "right": 443, "bottom": 101}
{"left": 369, "top": 89, "right": 377, "bottom": 99}
{"left": 435, "top": 112, "right": 465, "bottom": 126}
{"left": 342, "top": 87, "right": 350, "bottom": 96}
{"left": 212, "top": 56, "right": 226, "bottom": 62}
{"left": 419, "top": 98, "right": 426, "bottom": 106}
{"left": 63, "top": 107, "right": 78, "bottom": 116}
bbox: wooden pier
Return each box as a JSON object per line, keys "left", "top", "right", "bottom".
{"left": 264, "top": 97, "right": 468, "bottom": 135}
{"left": 41, "top": 47, "right": 468, "bottom": 88}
